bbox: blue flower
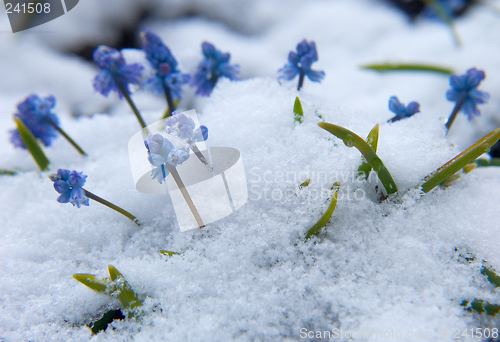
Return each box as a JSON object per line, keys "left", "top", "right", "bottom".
{"left": 51, "top": 169, "right": 89, "bottom": 208}
{"left": 9, "top": 94, "right": 60, "bottom": 149}
{"left": 190, "top": 42, "right": 239, "bottom": 96}
{"left": 278, "top": 39, "right": 325, "bottom": 90}
{"left": 93, "top": 45, "right": 143, "bottom": 98}
{"left": 146, "top": 133, "right": 190, "bottom": 183}
{"left": 140, "top": 30, "right": 190, "bottom": 101}
{"left": 165, "top": 112, "right": 208, "bottom": 142}
{"left": 446, "top": 68, "right": 489, "bottom": 120}
{"left": 423, "top": 0, "right": 468, "bottom": 19}
{"left": 388, "top": 96, "right": 420, "bottom": 122}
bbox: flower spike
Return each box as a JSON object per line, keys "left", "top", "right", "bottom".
{"left": 190, "top": 42, "right": 239, "bottom": 96}
{"left": 445, "top": 68, "right": 490, "bottom": 132}
{"left": 278, "top": 39, "right": 325, "bottom": 90}
{"left": 387, "top": 96, "right": 420, "bottom": 123}
{"left": 140, "top": 30, "right": 190, "bottom": 118}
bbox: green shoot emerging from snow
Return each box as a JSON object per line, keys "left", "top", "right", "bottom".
{"left": 160, "top": 250, "right": 180, "bottom": 257}
{"left": 319, "top": 122, "right": 398, "bottom": 195}
{"left": 358, "top": 123, "right": 379, "bottom": 179}
{"left": 294, "top": 96, "right": 304, "bottom": 123}
{"left": 14, "top": 116, "right": 50, "bottom": 171}
{"left": 306, "top": 182, "right": 340, "bottom": 240}
{"left": 422, "top": 127, "right": 500, "bottom": 193}
{"left": 73, "top": 265, "right": 143, "bottom": 319}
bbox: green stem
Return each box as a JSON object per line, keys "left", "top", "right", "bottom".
{"left": 421, "top": 0, "right": 462, "bottom": 47}
{"left": 361, "top": 63, "right": 454, "bottom": 75}
{"left": 161, "top": 83, "right": 175, "bottom": 119}
{"left": 445, "top": 93, "right": 466, "bottom": 133}
{"left": 318, "top": 122, "right": 398, "bottom": 195}
{"left": 115, "top": 81, "right": 149, "bottom": 135}
{"left": 475, "top": 158, "right": 500, "bottom": 167}
{"left": 47, "top": 120, "right": 87, "bottom": 156}
{"left": 83, "top": 189, "right": 139, "bottom": 226}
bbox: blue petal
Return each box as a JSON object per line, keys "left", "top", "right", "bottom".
{"left": 93, "top": 70, "right": 116, "bottom": 97}
{"left": 54, "top": 180, "right": 70, "bottom": 195}
{"left": 202, "top": 42, "right": 216, "bottom": 58}
{"left": 446, "top": 89, "right": 462, "bottom": 102}
{"left": 462, "top": 100, "right": 480, "bottom": 120}
{"left": 450, "top": 74, "right": 466, "bottom": 91}
{"left": 68, "top": 171, "right": 87, "bottom": 187}
{"left": 388, "top": 96, "right": 404, "bottom": 115}
{"left": 148, "top": 153, "right": 166, "bottom": 167}
{"left": 278, "top": 64, "right": 299, "bottom": 81}
{"left": 57, "top": 191, "right": 71, "bottom": 204}
{"left": 57, "top": 169, "right": 71, "bottom": 181}
{"left": 406, "top": 102, "right": 420, "bottom": 115}
{"left": 469, "top": 89, "right": 490, "bottom": 104}
{"left": 306, "top": 69, "right": 325, "bottom": 83}
{"left": 193, "top": 126, "right": 208, "bottom": 142}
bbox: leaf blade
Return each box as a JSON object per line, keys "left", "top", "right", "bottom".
{"left": 14, "top": 117, "right": 50, "bottom": 171}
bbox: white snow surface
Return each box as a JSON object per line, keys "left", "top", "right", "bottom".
{"left": 1, "top": 0, "right": 500, "bottom": 341}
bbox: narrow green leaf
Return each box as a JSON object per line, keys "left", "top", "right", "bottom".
{"left": 306, "top": 183, "right": 340, "bottom": 239}
{"left": 294, "top": 96, "right": 304, "bottom": 123}
{"left": 107, "top": 265, "right": 123, "bottom": 282}
{"left": 73, "top": 274, "right": 107, "bottom": 293}
{"left": 14, "top": 117, "right": 50, "bottom": 171}
{"left": 160, "top": 250, "right": 180, "bottom": 257}
{"left": 358, "top": 123, "right": 379, "bottom": 179}
{"left": 0, "top": 170, "right": 16, "bottom": 176}
{"left": 481, "top": 267, "right": 500, "bottom": 287}
{"left": 422, "top": 127, "right": 500, "bottom": 193}
{"left": 464, "top": 299, "right": 500, "bottom": 316}
{"left": 421, "top": 0, "right": 462, "bottom": 46}
{"left": 361, "top": 63, "right": 453, "bottom": 75}
{"left": 318, "top": 122, "right": 398, "bottom": 195}
{"left": 299, "top": 178, "right": 310, "bottom": 189}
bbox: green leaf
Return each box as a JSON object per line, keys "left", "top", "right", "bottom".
{"left": 299, "top": 178, "right": 310, "bottom": 189}
{"left": 160, "top": 250, "right": 180, "bottom": 257}
{"left": 481, "top": 267, "right": 500, "bottom": 287}
{"left": 318, "top": 122, "right": 398, "bottom": 195}
{"left": 422, "top": 127, "right": 500, "bottom": 193}
{"left": 358, "top": 123, "right": 379, "bottom": 179}
{"left": 306, "top": 182, "right": 340, "bottom": 239}
{"left": 421, "top": 0, "right": 462, "bottom": 46}
{"left": 73, "top": 274, "right": 107, "bottom": 293}
{"left": 463, "top": 299, "right": 500, "bottom": 316}
{"left": 0, "top": 170, "right": 16, "bottom": 176}
{"left": 293, "top": 96, "right": 304, "bottom": 123}
{"left": 361, "top": 63, "right": 453, "bottom": 75}
{"left": 107, "top": 265, "right": 142, "bottom": 313}
{"left": 14, "top": 117, "right": 50, "bottom": 171}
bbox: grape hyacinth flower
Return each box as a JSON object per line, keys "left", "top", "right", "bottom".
{"left": 145, "top": 133, "right": 190, "bottom": 184}
{"left": 9, "top": 94, "right": 87, "bottom": 155}
{"left": 140, "top": 29, "right": 190, "bottom": 118}
{"left": 165, "top": 112, "right": 209, "bottom": 168}
{"left": 48, "top": 169, "right": 139, "bottom": 225}
{"left": 387, "top": 96, "right": 420, "bottom": 123}
{"left": 190, "top": 42, "right": 239, "bottom": 96}
{"left": 278, "top": 39, "right": 325, "bottom": 90}
{"left": 93, "top": 45, "right": 148, "bottom": 131}
{"left": 445, "top": 68, "right": 489, "bottom": 132}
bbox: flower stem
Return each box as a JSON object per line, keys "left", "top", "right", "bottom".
{"left": 189, "top": 142, "right": 212, "bottom": 171}
{"left": 83, "top": 189, "right": 140, "bottom": 226}
{"left": 297, "top": 70, "right": 305, "bottom": 90}
{"left": 445, "top": 93, "right": 466, "bottom": 134}
{"left": 116, "top": 81, "right": 149, "bottom": 135}
{"left": 47, "top": 120, "right": 87, "bottom": 156}
{"left": 166, "top": 164, "right": 205, "bottom": 228}
{"left": 161, "top": 83, "right": 175, "bottom": 119}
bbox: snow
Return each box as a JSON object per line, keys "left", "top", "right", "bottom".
{"left": 1, "top": 0, "right": 500, "bottom": 341}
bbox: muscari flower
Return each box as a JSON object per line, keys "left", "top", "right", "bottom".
{"left": 191, "top": 42, "right": 240, "bottom": 96}
{"left": 140, "top": 30, "right": 190, "bottom": 102}
{"left": 446, "top": 68, "right": 489, "bottom": 121}
{"left": 387, "top": 96, "right": 420, "bottom": 122}
{"left": 278, "top": 39, "right": 325, "bottom": 90}
{"left": 9, "top": 94, "right": 59, "bottom": 149}
{"left": 146, "top": 133, "right": 190, "bottom": 184}
{"left": 50, "top": 169, "right": 89, "bottom": 208}
{"left": 165, "top": 112, "right": 208, "bottom": 142}
{"left": 93, "top": 45, "right": 143, "bottom": 98}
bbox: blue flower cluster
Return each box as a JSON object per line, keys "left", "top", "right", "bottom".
{"left": 93, "top": 45, "right": 144, "bottom": 98}
{"left": 388, "top": 96, "right": 420, "bottom": 122}
{"left": 50, "top": 169, "right": 89, "bottom": 208}
{"left": 140, "top": 30, "right": 190, "bottom": 101}
{"left": 165, "top": 112, "right": 208, "bottom": 142}
{"left": 145, "top": 133, "right": 190, "bottom": 184}
{"left": 279, "top": 39, "right": 325, "bottom": 90}
{"left": 191, "top": 42, "right": 240, "bottom": 96}
{"left": 446, "top": 68, "right": 489, "bottom": 120}
{"left": 10, "top": 94, "right": 60, "bottom": 149}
